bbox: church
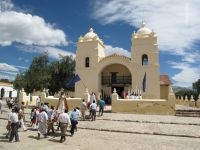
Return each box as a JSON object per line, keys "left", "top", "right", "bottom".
{"left": 75, "top": 23, "right": 172, "bottom": 101}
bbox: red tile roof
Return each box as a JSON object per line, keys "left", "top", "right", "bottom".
{"left": 160, "top": 75, "right": 172, "bottom": 85}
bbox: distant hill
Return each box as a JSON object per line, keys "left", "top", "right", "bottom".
{"left": 172, "top": 86, "right": 192, "bottom": 93}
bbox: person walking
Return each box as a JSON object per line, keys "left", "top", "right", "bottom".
{"left": 47, "top": 106, "right": 55, "bottom": 134}
{"left": 80, "top": 99, "right": 87, "bottom": 120}
{"left": 9, "top": 107, "right": 20, "bottom": 142}
{"left": 98, "top": 97, "right": 105, "bottom": 116}
{"left": 70, "top": 108, "right": 79, "bottom": 136}
{"left": 90, "top": 100, "right": 97, "bottom": 121}
{"left": 58, "top": 109, "right": 71, "bottom": 143}
{"left": 6, "top": 109, "right": 13, "bottom": 138}
{"left": 0, "top": 100, "right": 2, "bottom": 114}
{"left": 18, "top": 108, "right": 27, "bottom": 131}
{"left": 37, "top": 108, "right": 48, "bottom": 140}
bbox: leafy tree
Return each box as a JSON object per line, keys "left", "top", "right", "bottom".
{"left": 14, "top": 53, "right": 51, "bottom": 93}
{"left": 175, "top": 89, "right": 199, "bottom": 101}
{"left": 13, "top": 74, "right": 26, "bottom": 91}
{"left": 48, "top": 55, "right": 75, "bottom": 94}
{"left": 13, "top": 53, "right": 75, "bottom": 95}
{"left": 193, "top": 79, "right": 200, "bottom": 95}
{"left": 28, "top": 54, "right": 51, "bottom": 92}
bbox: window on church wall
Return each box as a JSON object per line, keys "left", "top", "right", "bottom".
{"left": 85, "top": 57, "right": 90, "bottom": 67}
{"left": 142, "top": 54, "right": 148, "bottom": 65}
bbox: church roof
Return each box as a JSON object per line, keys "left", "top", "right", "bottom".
{"left": 78, "top": 28, "right": 104, "bottom": 46}
{"left": 160, "top": 75, "right": 172, "bottom": 85}
{"left": 100, "top": 53, "right": 131, "bottom": 62}
{"left": 133, "top": 22, "right": 155, "bottom": 38}
{"left": 83, "top": 28, "right": 98, "bottom": 40}
{"left": 136, "top": 22, "right": 152, "bottom": 35}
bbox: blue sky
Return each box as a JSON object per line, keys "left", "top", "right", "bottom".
{"left": 0, "top": 0, "right": 199, "bottom": 87}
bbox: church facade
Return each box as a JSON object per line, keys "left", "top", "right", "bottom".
{"left": 75, "top": 23, "right": 169, "bottom": 100}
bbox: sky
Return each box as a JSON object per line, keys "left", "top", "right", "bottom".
{"left": 0, "top": 0, "right": 200, "bottom": 87}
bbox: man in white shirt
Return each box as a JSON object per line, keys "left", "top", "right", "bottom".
{"left": 58, "top": 109, "right": 71, "bottom": 143}
{"left": 9, "top": 107, "right": 19, "bottom": 142}
{"left": 6, "top": 109, "right": 13, "bottom": 138}
{"left": 90, "top": 100, "right": 97, "bottom": 121}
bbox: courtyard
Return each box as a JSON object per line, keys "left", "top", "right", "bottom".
{"left": 0, "top": 100, "right": 200, "bottom": 150}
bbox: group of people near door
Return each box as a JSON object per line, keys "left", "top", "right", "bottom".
{"left": 5, "top": 91, "right": 106, "bottom": 143}
{"left": 80, "top": 92, "right": 106, "bottom": 121}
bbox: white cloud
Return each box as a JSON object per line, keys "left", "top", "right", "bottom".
{"left": 168, "top": 62, "right": 200, "bottom": 87}
{"left": 0, "top": 1, "right": 67, "bottom": 46}
{"left": 105, "top": 45, "right": 130, "bottom": 57}
{"left": 0, "top": 0, "right": 13, "bottom": 11}
{"left": 18, "top": 45, "right": 75, "bottom": 60}
{"left": 0, "top": 63, "right": 19, "bottom": 72}
{"left": 92, "top": 0, "right": 200, "bottom": 87}
{"left": 92, "top": 0, "right": 200, "bottom": 55}
{"left": 0, "top": 63, "right": 19, "bottom": 80}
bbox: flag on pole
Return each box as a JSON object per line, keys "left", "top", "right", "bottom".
{"left": 142, "top": 72, "right": 146, "bottom": 92}
{"left": 65, "top": 74, "right": 81, "bottom": 88}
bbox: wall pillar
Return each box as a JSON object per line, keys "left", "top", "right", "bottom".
{"left": 168, "top": 86, "right": 175, "bottom": 112}
{"left": 40, "top": 88, "right": 46, "bottom": 104}
{"left": 18, "top": 88, "right": 27, "bottom": 105}
{"left": 83, "top": 88, "right": 90, "bottom": 103}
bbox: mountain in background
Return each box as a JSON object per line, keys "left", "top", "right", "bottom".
{"left": 172, "top": 86, "right": 192, "bottom": 93}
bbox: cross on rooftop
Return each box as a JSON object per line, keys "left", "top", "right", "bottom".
{"left": 177, "top": 3, "right": 197, "bottom": 26}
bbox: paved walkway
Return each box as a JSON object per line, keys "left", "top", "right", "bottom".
{"left": 0, "top": 100, "right": 200, "bottom": 150}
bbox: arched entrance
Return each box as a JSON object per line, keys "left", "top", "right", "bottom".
{"left": 100, "top": 64, "right": 132, "bottom": 103}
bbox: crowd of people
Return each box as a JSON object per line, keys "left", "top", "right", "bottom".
{"left": 4, "top": 91, "right": 106, "bottom": 143}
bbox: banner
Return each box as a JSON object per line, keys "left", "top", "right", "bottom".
{"left": 142, "top": 72, "right": 146, "bottom": 92}
{"left": 65, "top": 74, "right": 81, "bottom": 88}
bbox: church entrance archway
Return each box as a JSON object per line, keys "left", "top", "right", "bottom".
{"left": 100, "top": 63, "right": 132, "bottom": 103}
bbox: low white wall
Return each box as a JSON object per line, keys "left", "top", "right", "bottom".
{"left": 111, "top": 91, "right": 175, "bottom": 115}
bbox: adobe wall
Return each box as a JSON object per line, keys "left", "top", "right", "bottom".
{"left": 111, "top": 89, "right": 175, "bottom": 115}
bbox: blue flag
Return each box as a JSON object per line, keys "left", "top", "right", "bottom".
{"left": 66, "top": 74, "right": 81, "bottom": 88}
{"left": 142, "top": 72, "right": 146, "bottom": 92}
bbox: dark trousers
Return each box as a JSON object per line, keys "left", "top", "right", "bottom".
{"left": 9, "top": 123, "right": 19, "bottom": 142}
{"left": 70, "top": 119, "right": 78, "bottom": 135}
{"left": 99, "top": 107, "right": 104, "bottom": 116}
{"left": 91, "top": 109, "right": 96, "bottom": 121}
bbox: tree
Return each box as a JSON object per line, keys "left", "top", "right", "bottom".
{"left": 28, "top": 54, "right": 51, "bottom": 92}
{"left": 13, "top": 53, "right": 75, "bottom": 95}
{"left": 193, "top": 78, "right": 200, "bottom": 95}
{"left": 175, "top": 89, "right": 199, "bottom": 101}
{"left": 14, "top": 53, "right": 51, "bottom": 93}
{"left": 13, "top": 74, "right": 26, "bottom": 91}
{"left": 48, "top": 55, "right": 75, "bottom": 94}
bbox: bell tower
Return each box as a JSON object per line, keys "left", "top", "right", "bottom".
{"left": 131, "top": 22, "right": 160, "bottom": 98}
{"left": 75, "top": 28, "right": 105, "bottom": 97}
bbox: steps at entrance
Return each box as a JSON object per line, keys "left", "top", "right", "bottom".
{"left": 175, "top": 109, "right": 200, "bottom": 117}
